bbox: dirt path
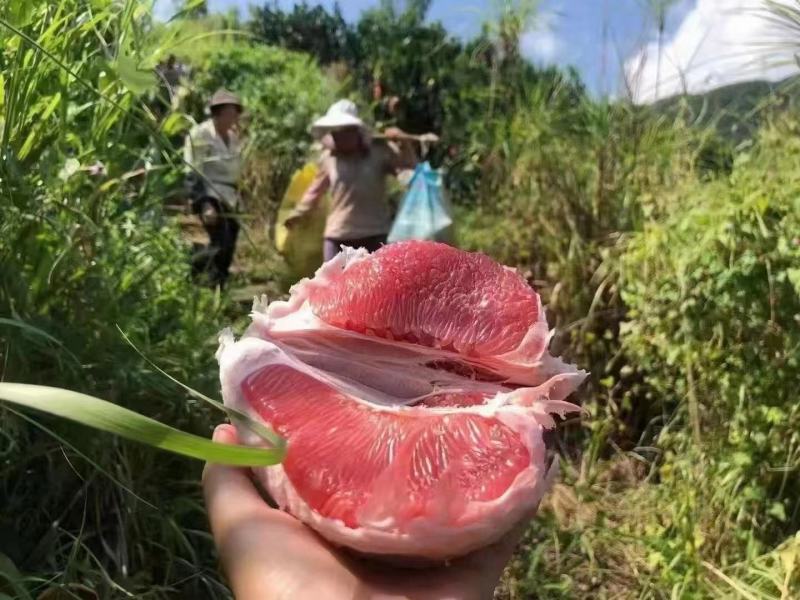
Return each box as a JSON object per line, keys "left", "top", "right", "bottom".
{"left": 166, "top": 200, "right": 281, "bottom": 306}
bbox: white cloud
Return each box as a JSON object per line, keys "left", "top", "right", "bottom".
{"left": 520, "top": 28, "right": 560, "bottom": 62}
{"left": 625, "top": 0, "right": 800, "bottom": 104}
{"left": 520, "top": 10, "right": 562, "bottom": 63}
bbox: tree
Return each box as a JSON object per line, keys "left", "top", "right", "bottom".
{"left": 472, "top": 1, "right": 543, "bottom": 118}
{"left": 241, "top": 0, "right": 585, "bottom": 203}
{"left": 376, "top": 0, "right": 432, "bottom": 22}
{"left": 353, "top": 5, "right": 462, "bottom": 133}
{"left": 177, "top": 0, "right": 208, "bottom": 18}
{"left": 487, "top": 0, "right": 541, "bottom": 64}
{"left": 249, "top": 1, "right": 357, "bottom": 65}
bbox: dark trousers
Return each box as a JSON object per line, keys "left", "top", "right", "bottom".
{"left": 192, "top": 197, "right": 239, "bottom": 286}
{"left": 323, "top": 234, "right": 387, "bottom": 262}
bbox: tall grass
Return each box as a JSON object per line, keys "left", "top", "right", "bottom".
{"left": 0, "top": 2, "right": 233, "bottom": 597}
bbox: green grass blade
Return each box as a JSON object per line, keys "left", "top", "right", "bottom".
{"left": 0, "top": 316, "right": 80, "bottom": 365}
{"left": 0, "top": 383, "right": 284, "bottom": 467}
{"left": 116, "top": 326, "right": 284, "bottom": 449}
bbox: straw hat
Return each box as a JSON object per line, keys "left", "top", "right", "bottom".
{"left": 311, "top": 99, "right": 366, "bottom": 138}
{"left": 207, "top": 88, "right": 243, "bottom": 110}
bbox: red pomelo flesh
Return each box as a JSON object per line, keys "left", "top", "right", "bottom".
{"left": 306, "top": 241, "right": 539, "bottom": 356}
{"left": 243, "top": 365, "right": 529, "bottom": 528}
{"left": 218, "top": 241, "right": 587, "bottom": 560}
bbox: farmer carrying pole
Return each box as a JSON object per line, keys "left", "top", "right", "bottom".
{"left": 284, "top": 99, "right": 431, "bottom": 261}
{"left": 184, "top": 89, "right": 243, "bottom": 288}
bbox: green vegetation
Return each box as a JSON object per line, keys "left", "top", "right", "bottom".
{"left": 190, "top": 44, "right": 334, "bottom": 216}
{"left": 1, "top": 0, "right": 798, "bottom": 598}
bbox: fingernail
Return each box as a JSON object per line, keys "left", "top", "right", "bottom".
{"left": 212, "top": 424, "right": 230, "bottom": 441}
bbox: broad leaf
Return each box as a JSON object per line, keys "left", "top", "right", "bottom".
{"left": 161, "top": 112, "right": 190, "bottom": 136}
{"left": 4, "top": 0, "right": 35, "bottom": 27}
{"left": 114, "top": 53, "right": 156, "bottom": 96}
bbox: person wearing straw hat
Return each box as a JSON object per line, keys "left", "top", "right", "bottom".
{"left": 184, "top": 88, "right": 244, "bottom": 287}
{"left": 284, "top": 99, "right": 418, "bottom": 261}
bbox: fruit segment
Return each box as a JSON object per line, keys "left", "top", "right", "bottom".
{"left": 306, "top": 241, "right": 542, "bottom": 357}
{"left": 242, "top": 364, "right": 531, "bottom": 529}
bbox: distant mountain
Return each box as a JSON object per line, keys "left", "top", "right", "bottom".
{"left": 653, "top": 77, "right": 800, "bottom": 142}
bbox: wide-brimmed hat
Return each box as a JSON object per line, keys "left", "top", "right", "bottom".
{"left": 311, "top": 99, "right": 366, "bottom": 138}
{"left": 207, "top": 88, "right": 243, "bottom": 110}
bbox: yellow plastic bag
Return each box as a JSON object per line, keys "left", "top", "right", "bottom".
{"left": 275, "top": 162, "right": 328, "bottom": 281}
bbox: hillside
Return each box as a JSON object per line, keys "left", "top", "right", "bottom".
{"left": 654, "top": 76, "right": 800, "bottom": 141}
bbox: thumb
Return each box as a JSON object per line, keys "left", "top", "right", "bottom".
{"left": 212, "top": 422, "right": 238, "bottom": 444}
{"left": 202, "top": 423, "right": 244, "bottom": 495}
{"left": 203, "top": 424, "right": 271, "bottom": 534}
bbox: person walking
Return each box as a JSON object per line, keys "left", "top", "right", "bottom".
{"left": 284, "top": 99, "right": 417, "bottom": 261}
{"left": 184, "top": 89, "right": 243, "bottom": 287}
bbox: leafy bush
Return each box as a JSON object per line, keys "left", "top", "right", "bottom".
{"left": 493, "top": 113, "right": 800, "bottom": 600}
{"left": 618, "top": 117, "right": 800, "bottom": 554}
{"left": 454, "top": 91, "right": 706, "bottom": 381}
{"left": 187, "top": 43, "right": 334, "bottom": 226}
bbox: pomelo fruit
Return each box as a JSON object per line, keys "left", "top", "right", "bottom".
{"left": 218, "top": 241, "right": 586, "bottom": 560}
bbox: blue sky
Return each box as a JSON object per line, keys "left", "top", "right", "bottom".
{"left": 155, "top": 1, "right": 799, "bottom": 101}
{"left": 156, "top": 0, "right": 695, "bottom": 96}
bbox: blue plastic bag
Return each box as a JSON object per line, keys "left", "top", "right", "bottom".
{"left": 388, "top": 162, "right": 453, "bottom": 243}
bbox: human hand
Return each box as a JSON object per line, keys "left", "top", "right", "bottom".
{"left": 202, "top": 424, "right": 529, "bottom": 600}
{"left": 383, "top": 126, "right": 406, "bottom": 140}
{"left": 200, "top": 202, "right": 220, "bottom": 227}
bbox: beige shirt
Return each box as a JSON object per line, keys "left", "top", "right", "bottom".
{"left": 183, "top": 119, "right": 242, "bottom": 210}
{"left": 292, "top": 140, "right": 417, "bottom": 240}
